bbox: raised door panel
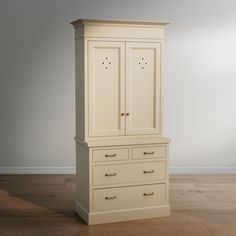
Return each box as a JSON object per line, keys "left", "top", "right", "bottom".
{"left": 126, "top": 42, "right": 162, "bottom": 135}
{"left": 88, "top": 41, "right": 125, "bottom": 137}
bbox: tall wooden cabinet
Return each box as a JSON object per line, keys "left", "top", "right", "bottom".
{"left": 71, "top": 19, "right": 171, "bottom": 225}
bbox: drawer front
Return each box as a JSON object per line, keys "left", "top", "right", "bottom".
{"left": 92, "top": 162, "right": 166, "bottom": 186}
{"left": 93, "top": 184, "right": 166, "bottom": 211}
{"left": 92, "top": 148, "right": 129, "bottom": 162}
{"left": 132, "top": 146, "right": 166, "bottom": 160}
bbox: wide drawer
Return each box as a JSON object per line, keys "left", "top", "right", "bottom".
{"left": 92, "top": 161, "right": 166, "bottom": 186}
{"left": 92, "top": 148, "right": 129, "bottom": 162}
{"left": 132, "top": 146, "right": 166, "bottom": 160}
{"left": 93, "top": 184, "right": 166, "bottom": 211}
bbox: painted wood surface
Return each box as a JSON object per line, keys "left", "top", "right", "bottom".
{"left": 73, "top": 19, "right": 170, "bottom": 224}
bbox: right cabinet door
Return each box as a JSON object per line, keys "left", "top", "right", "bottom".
{"left": 126, "top": 42, "right": 162, "bottom": 135}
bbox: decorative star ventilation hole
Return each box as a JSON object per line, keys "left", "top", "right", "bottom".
{"left": 138, "top": 57, "right": 148, "bottom": 69}
{"left": 101, "top": 57, "right": 112, "bottom": 69}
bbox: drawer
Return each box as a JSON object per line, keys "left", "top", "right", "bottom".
{"left": 92, "top": 148, "right": 129, "bottom": 162}
{"left": 92, "top": 161, "right": 166, "bottom": 186}
{"left": 93, "top": 184, "right": 166, "bottom": 211}
{"left": 132, "top": 146, "right": 166, "bottom": 160}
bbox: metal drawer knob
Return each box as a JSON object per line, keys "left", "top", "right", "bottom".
{"left": 143, "top": 170, "right": 155, "bottom": 174}
{"left": 105, "top": 154, "right": 117, "bottom": 157}
{"left": 105, "top": 173, "right": 117, "bottom": 177}
{"left": 105, "top": 196, "right": 117, "bottom": 200}
{"left": 143, "top": 151, "right": 155, "bottom": 155}
{"left": 143, "top": 192, "right": 154, "bottom": 196}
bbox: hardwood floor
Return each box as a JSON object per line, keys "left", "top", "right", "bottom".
{"left": 0, "top": 174, "right": 235, "bottom": 236}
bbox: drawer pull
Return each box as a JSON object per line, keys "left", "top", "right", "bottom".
{"left": 105, "top": 154, "right": 117, "bottom": 157}
{"left": 143, "top": 151, "right": 155, "bottom": 155}
{"left": 105, "top": 173, "right": 117, "bottom": 177}
{"left": 105, "top": 195, "right": 117, "bottom": 200}
{"left": 143, "top": 170, "right": 155, "bottom": 174}
{"left": 143, "top": 192, "right": 154, "bottom": 196}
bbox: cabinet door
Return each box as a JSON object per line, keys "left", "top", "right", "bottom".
{"left": 88, "top": 41, "right": 125, "bottom": 137}
{"left": 126, "top": 42, "right": 162, "bottom": 135}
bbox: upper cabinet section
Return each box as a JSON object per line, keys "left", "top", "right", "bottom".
{"left": 71, "top": 19, "right": 168, "bottom": 40}
{"left": 72, "top": 19, "right": 168, "bottom": 141}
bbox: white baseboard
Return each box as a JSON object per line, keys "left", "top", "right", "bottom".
{"left": 169, "top": 167, "right": 236, "bottom": 174}
{"left": 0, "top": 167, "right": 235, "bottom": 174}
{"left": 0, "top": 167, "right": 76, "bottom": 174}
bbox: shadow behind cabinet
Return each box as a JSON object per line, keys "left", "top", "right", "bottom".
{"left": 71, "top": 19, "right": 171, "bottom": 225}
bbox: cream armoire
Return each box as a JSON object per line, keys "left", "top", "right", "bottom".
{"left": 71, "top": 19, "right": 171, "bottom": 225}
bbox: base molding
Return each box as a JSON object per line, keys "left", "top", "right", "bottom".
{"left": 75, "top": 201, "right": 170, "bottom": 225}
{"left": 170, "top": 167, "right": 236, "bottom": 174}
{"left": 0, "top": 167, "right": 76, "bottom": 174}
{"left": 75, "top": 201, "right": 89, "bottom": 223}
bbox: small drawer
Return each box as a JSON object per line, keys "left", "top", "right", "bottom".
{"left": 132, "top": 146, "right": 166, "bottom": 160}
{"left": 92, "top": 148, "right": 129, "bottom": 162}
{"left": 93, "top": 184, "right": 166, "bottom": 211}
{"left": 92, "top": 161, "right": 166, "bottom": 186}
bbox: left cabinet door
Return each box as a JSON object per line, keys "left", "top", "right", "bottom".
{"left": 88, "top": 41, "right": 126, "bottom": 137}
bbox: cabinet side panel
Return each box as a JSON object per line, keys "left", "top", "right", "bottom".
{"left": 75, "top": 38, "right": 85, "bottom": 139}
{"left": 76, "top": 142, "right": 89, "bottom": 210}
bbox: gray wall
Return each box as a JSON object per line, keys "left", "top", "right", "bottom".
{"left": 0, "top": 0, "right": 236, "bottom": 173}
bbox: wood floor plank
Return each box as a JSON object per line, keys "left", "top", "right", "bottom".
{"left": 0, "top": 174, "right": 235, "bottom": 236}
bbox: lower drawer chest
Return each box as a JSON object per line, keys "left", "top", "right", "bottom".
{"left": 75, "top": 142, "right": 170, "bottom": 225}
